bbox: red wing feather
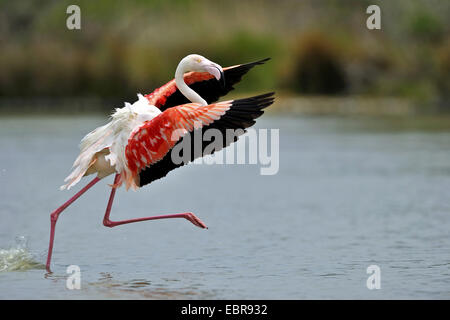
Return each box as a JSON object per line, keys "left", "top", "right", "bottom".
{"left": 125, "top": 102, "right": 231, "bottom": 179}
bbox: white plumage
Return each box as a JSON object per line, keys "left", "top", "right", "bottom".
{"left": 61, "top": 94, "right": 161, "bottom": 190}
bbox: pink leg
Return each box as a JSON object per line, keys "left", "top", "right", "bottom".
{"left": 102, "top": 174, "right": 207, "bottom": 229}
{"left": 46, "top": 176, "right": 101, "bottom": 272}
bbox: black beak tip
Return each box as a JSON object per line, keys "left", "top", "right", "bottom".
{"left": 220, "top": 71, "right": 225, "bottom": 88}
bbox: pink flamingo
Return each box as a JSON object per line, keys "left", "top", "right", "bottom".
{"left": 46, "top": 54, "right": 274, "bottom": 271}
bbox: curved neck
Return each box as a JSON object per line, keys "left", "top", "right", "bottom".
{"left": 175, "top": 60, "right": 207, "bottom": 106}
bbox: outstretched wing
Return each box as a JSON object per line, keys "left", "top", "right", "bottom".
{"left": 145, "top": 58, "right": 270, "bottom": 112}
{"left": 124, "top": 93, "right": 274, "bottom": 188}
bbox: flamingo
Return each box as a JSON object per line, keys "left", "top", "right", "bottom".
{"left": 46, "top": 54, "right": 274, "bottom": 272}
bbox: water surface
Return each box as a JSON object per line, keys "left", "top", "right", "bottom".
{"left": 0, "top": 114, "right": 449, "bottom": 299}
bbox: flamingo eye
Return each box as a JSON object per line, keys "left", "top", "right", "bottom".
{"left": 194, "top": 57, "right": 202, "bottom": 63}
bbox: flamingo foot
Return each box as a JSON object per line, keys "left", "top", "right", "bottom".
{"left": 184, "top": 212, "right": 208, "bottom": 229}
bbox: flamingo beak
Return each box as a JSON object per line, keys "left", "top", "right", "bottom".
{"left": 204, "top": 63, "right": 225, "bottom": 88}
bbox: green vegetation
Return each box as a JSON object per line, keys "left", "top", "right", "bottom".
{"left": 0, "top": 0, "right": 448, "bottom": 112}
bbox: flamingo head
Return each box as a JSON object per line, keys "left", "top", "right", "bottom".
{"left": 183, "top": 54, "right": 225, "bottom": 86}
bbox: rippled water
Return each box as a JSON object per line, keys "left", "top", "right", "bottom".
{"left": 0, "top": 114, "right": 449, "bottom": 299}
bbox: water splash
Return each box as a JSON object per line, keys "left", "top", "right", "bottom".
{"left": 0, "top": 236, "right": 45, "bottom": 272}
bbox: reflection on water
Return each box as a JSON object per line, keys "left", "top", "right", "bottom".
{"left": 41, "top": 270, "right": 213, "bottom": 299}
{"left": 0, "top": 114, "right": 450, "bottom": 299}
{"left": 92, "top": 272, "right": 152, "bottom": 289}
{"left": 88, "top": 272, "right": 213, "bottom": 299}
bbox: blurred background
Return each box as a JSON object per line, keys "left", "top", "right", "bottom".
{"left": 1, "top": 0, "right": 450, "bottom": 299}
{"left": 0, "top": 0, "right": 448, "bottom": 114}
